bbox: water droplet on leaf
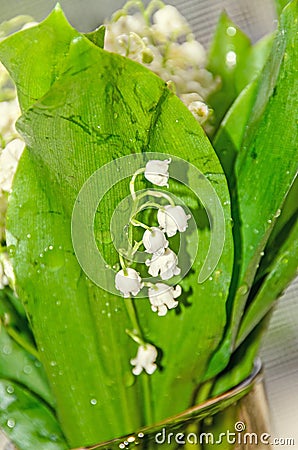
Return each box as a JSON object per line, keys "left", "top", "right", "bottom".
{"left": 238, "top": 284, "right": 249, "bottom": 296}
{"left": 23, "top": 365, "right": 32, "bottom": 374}
{"left": 6, "top": 386, "right": 14, "bottom": 394}
{"left": 7, "top": 418, "right": 15, "bottom": 428}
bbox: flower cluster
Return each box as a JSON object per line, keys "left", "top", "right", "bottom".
{"left": 0, "top": 251, "right": 15, "bottom": 290}
{"left": 104, "top": 1, "right": 220, "bottom": 125}
{"left": 114, "top": 158, "right": 191, "bottom": 375}
{"left": 0, "top": 62, "right": 24, "bottom": 291}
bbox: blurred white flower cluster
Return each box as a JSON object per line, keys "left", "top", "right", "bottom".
{"left": 115, "top": 158, "right": 191, "bottom": 375}
{"left": 0, "top": 19, "right": 37, "bottom": 290}
{"left": 105, "top": 1, "right": 220, "bottom": 124}
{"left": 0, "top": 63, "right": 24, "bottom": 290}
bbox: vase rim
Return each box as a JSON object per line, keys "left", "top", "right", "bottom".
{"left": 74, "top": 358, "right": 262, "bottom": 450}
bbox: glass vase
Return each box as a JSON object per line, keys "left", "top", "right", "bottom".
{"left": 74, "top": 360, "right": 272, "bottom": 450}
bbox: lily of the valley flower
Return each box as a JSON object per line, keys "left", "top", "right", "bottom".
{"left": 0, "top": 138, "right": 25, "bottom": 192}
{"left": 130, "top": 344, "right": 158, "bottom": 375}
{"left": 0, "top": 252, "right": 15, "bottom": 290}
{"left": 142, "top": 227, "right": 168, "bottom": 255}
{"left": 157, "top": 205, "right": 191, "bottom": 237}
{"left": 144, "top": 158, "right": 171, "bottom": 187}
{"left": 115, "top": 267, "right": 143, "bottom": 297}
{"left": 146, "top": 248, "right": 181, "bottom": 280}
{"left": 152, "top": 5, "right": 189, "bottom": 40}
{"left": 148, "top": 283, "right": 181, "bottom": 316}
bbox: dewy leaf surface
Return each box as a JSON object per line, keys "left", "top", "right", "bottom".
{"left": 1, "top": 8, "right": 233, "bottom": 447}
{"left": 206, "top": 0, "right": 298, "bottom": 378}
{"left": 0, "top": 379, "right": 67, "bottom": 450}
{"left": 0, "top": 4, "right": 79, "bottom": 112}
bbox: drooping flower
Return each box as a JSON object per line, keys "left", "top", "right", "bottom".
{"left": 115, "top": 268, "right": 143, "bottom": 298}
{"left": 146, "top": 248, "right": 181, "bottom": 280}
{"left": 142, "top": 227, "right": 168, "bottom": 255}
{"left": 144, "top": 158, "right": 171, "bottom": 187}
{"left": 148, "top": 283, "right": 181, "bottom": 316}
{"left": 157, "top": 205, "right": 191, "bottom": 237}
{"left": 130, "top": 344, "right": 158, "bottom": 375}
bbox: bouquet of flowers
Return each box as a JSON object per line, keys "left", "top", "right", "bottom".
{"left": 0, "top": 0, "right": 297, "bottom": 448}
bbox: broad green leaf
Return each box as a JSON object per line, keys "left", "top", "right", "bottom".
{"left": 235, "top": 32, "right": 274, "bottom": 93}
{"left": 0, "top": 289, "right": 54, "bottom": 407}
{"left": 213, "top": 79, "right": 258, "bottom": 178}
{"left": 0, "top": 325, "right": 54, "bottom": 408}
{"left": 206, "top": 0, "right": 298, "bottom": 378}
{"left": 212, "top": 314, "right": 271, "bottom": 396}
{"left": 0, "top": 4, "right": 79, "bottom": 111}
{"left": 213, "top": 33, "right": 274, "bottom": 178}
{"left": 1, "top": 8, "right": 233, "bottom": 448}
{"left": 257, "top": 177, "right": 298, "bottom": 275}
{"left": 84, "top": 25, "right": 106, "bottom": 48}
{"left": 0, "top": 379, "right": 67, "bottom": 450}
{"left": 236, "top": 208, "right": 298, "bottom": 347}
{"left": 206, "top": 12, "right": 251, "bottom": 131}
{"left": 275, "top": 0, "right": 293, "bottom": 15}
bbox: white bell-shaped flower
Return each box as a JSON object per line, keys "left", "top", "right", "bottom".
{"left": 115, "top": 268, "right": 143, "bottom": 298}
{"left": 144, "top": 158, "right": 171, "bottom": 187}
{"left": 157, "top": 205, "right": 191, "bottom": 237}
{"left": 148, "top": 283, "right": 182, "bottom": 316}
{"left": 146, "top": 248, "right": 181, "bottom": 280}
{"left": 130, "top": 344, "right": 158, "bottom": 375}
{"left": 142, "top": 227, "right": 168, "bottom": 255}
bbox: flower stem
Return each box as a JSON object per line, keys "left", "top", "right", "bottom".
{"left": 130, "top": 218, "right": 151, "bottom": 230}
{"left": 136, "top": 189, "right": 176, "bottom": 206}
{"left": 129, "top": 168, "right": 145, "bottom": 201}
{"left": 124, "top": 298, "right": 155, "bottom": 425}
{"left": 142, "top": 370, "right": 154, "bottom": 425}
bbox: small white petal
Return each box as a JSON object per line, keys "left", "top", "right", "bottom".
{"left": 130, "top": 344, "right": 158, "bottom": 375}
{"left": 148, "top": 282, "right": 181, "bottom": 316}
{"left": 157, "top": 205, "right": 191, "bottom": 237}
{"left": 115, "top": 268, "right": 143, "bottom": 297}
{"left": 142, "top": 227, "right": 168, "bottom": 255}
{"left": 146, "top": 249, "right": 180, "bottom": 280}
{"left": 144, "top": 159, "right": 171, "bottom": 187}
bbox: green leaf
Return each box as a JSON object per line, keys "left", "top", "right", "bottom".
{"left": 236, "top": 204, "right": 298, "bottom": 347}
{"left": 206, "top": 12, "right": 251, "bottom": 131}
{"left": 213, "top": 33, "right": 274, "bottom": 178}
{"left": 212, "top": 314, "right": 271, "bottom": 396}
{"left": 0, "top": 322, "right": 54, "bottom": 408}
{"left": 0, "top": 7, "right": 233, "bottom": 447}
{"left": 213, "top": 79, "right": 259, "bottom": 178}
{"left": 206, "top": 0, "right": 298, "bottom": 378}
{"left": 235, "top": 32, "right": 274, "bottom": 93}
{"left": 275, "top": 0, "right": 293, "bottom": 15}
{"left": 84, "top": 25, "right": 106, "bottom": 48}
{"left": 0, "top": 4, "right": 79, "bottom": 111}
{"left": 0, "top": 379, "right": 68, "bottom": 450}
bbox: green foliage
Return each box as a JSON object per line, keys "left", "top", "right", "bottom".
{"left": 206, "top": 0, "right": 298, "bottom": 378}
{"left": 0, "top": 379, "right": 68, "bottom": 449}
{"left": 206, "top": 12, "right": 251, "bottom": 131}
{"left": 0, "top": 1, "right": 297, "bottom": 448}
{"left": 0, "top": 5, "right": 234, "bottom": 447}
